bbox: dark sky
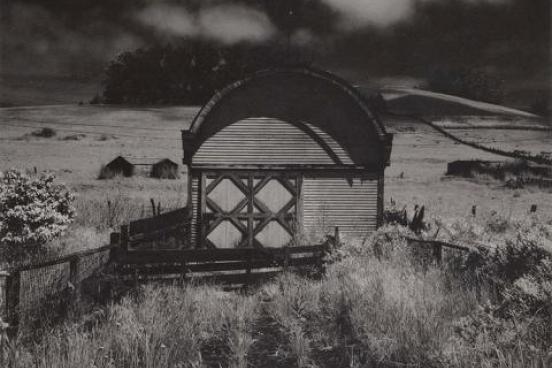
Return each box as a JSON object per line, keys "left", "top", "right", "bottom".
{"left": 0, "top": 0, "right": 550, "bottom": 104}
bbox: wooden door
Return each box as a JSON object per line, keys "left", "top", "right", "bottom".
{"left": 201, "top": 172, "right": 300, "bottom": 248}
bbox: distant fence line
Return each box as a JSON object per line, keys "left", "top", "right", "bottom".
{"left": 387, "top": 111, "right": 552, "bottom": 166}
{"left": 507, "top": 177, "right": 552, "bottom": 189}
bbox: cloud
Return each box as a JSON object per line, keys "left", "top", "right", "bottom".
{"left": 135, "top": 4, "right": 196, "bottom": 37}
{"left": 320, "top": 0, "right": 415, "bottom": 29}
{"left": 320, "top": 0, "right": 511, "bottom": 30}
{"left": 198, "top": 5, "right": 276, "bottom": 44}
{"left": 1, "top": 3, "right": 142, "bottom": 78}
{"left": 135, "top": 3, "right": 276, "bottom": 44}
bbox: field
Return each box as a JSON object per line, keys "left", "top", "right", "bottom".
{"left": 1, "top": 104, "right": 552, "bottom": 367}
{"left": 1, "top": 104, "right": 551, "bottom": 226}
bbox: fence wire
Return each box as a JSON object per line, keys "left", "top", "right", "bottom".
{"left": 1, "top": 246, "right": 114, "bottom": 332}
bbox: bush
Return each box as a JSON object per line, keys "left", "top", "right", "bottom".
{"left": 0, "top": 169, "right": 75, "bottom": 262}
{"left": 31, "top": 127, "right": 56, "bottom": 138}
{"left": 61, "top": 134, "right": 86, "bottom": 141}
{"left": 383, "top": 201, "right": 428, "bottom": 234}
{"left": 426, "top": 67, "right": 504, "bottom": 104}
{"left": 89, "top": 94, "right": 102, "bottom": 105}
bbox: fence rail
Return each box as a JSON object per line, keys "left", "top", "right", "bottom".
{"left": 117, "top": 207, "right": 190, "bottom": 250}
{"left": 0, "top": 244, "right": 115, "bottom": 338}
{"left": 406, "top": 237, "right": 471, "bottom": 264}
{"left": 113, "top": 244, "right": 328, "bottom": 286}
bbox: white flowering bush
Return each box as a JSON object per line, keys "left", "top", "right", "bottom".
{"left": 0, "top": 169, "right": 75, "bottom": 260}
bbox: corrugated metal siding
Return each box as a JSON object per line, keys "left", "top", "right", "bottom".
{"left": 190, "top": 174, "right": 200, "bottom": 247}
{"left": 193, "top": 118, "right": 354, "bottom": 165}
{"left": 302, "top": 177, "right": 379, "bottom": 240}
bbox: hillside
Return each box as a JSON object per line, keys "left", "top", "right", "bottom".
{"left": 1, "top": 104, "right": 551, "bottom": 220}
{"left": 379, "top": 87, "right": 549, "bottom": 125}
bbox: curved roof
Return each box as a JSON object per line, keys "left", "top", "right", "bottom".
{"left": 184, "top": 67, "right": 392, "bottom": 167}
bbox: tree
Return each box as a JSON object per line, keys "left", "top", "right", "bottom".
{"left": 0, "top": 170, "right": 75, "bottom": 262}
{"left": 425, "top": 67, "right": 504, "bottom": 104}
{"left": 101, "top": 41, "right": 311, "bottom": 105}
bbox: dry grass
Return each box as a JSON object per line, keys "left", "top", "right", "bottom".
{"left": 5, "top": 213, "right": 551, "bottom": 367}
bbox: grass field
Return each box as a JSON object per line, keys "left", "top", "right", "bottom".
{"left": 2, "top": 104, "right": 552, "bottom": 367}
{"left": 1, "top": 104, "right": 551, "bottom": 228}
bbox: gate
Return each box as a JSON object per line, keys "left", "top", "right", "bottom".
{"left": 201, "top": 171, "right": 300, "bottom": 248}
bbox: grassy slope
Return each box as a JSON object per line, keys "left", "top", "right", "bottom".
{"left": 382, "top": 87, "right": 541, "bottom": 119}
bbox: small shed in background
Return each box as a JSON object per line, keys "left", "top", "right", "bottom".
{"left": 151, "top": 158, "right": 179, "bottom": 179}
{"left": 100, "top": 156, "right": 134, "bottom": 178}
{"left": 100, "top": 156, "right": 179, "bottom": 179}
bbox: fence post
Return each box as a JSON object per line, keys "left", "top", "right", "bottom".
{"left": 180, "top": 252, "right": 187, "bottom": 283}
{"left": 120, "top": 225, "right": 129, "bottom": 251}
{"left": 150, "top": 198, "right": 156, "bottom": 216}
{"left": 110, "top": 232, "right": 120, "bottom": 246}
{"left": 283, "top": 247, "right": 290, "bottom": 272}
{"left": 69, "top": 256, "right": 81, "bottom": 304}
{"left": 245, "top": 249, "right": 253, "bottom": 288}
{"left": 317, "top": 245, "right": 326, "bottom": 276}
{"left": 5, "top": 271, "right": 20, "bottom": 340}
{"left": 433, "top": 242, "right": 443, "bottom": 265}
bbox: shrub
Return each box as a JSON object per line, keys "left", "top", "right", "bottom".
{"left": 96, "top": 134, "right": 116, "bottom": 141}
{"left": 383, "top": 201, "right": 428, "bottom": 234}
{"left": 61, "top": 134, "right": 86, "bottom": 141}
{"left": 0, "top": 169, "right": 75, "bottom": 262}
{"left": 30, "top": 127, "right": 56, "bottom": 138}
{"left": 89, "top": 94, "right": 102, "bottom": 105}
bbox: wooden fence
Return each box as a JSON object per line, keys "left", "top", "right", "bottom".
{"left": 1, "top": 206, "right": 330, "bottom": 337}
{"left": 116, "top": 207, "right": 190, "bottom": 250}
{"left": 112, "top": 245, "right": 328, "bottom": 286}
{"left": 0, "top": 244, "right": 115, "bottom": 338}
{"left": 406, "top": 237, "right": 471, "bottom": 264}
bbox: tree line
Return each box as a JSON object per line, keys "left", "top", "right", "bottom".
{"left": 94, "top": 41, "right": 310, "bottom": 105}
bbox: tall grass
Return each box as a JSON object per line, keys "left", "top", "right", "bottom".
{"left": 4, "top": 212, "right": 551, "bottom": 368}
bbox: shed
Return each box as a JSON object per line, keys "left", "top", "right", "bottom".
{"left": 181, "top": 68, "right": 393, "bottom": 248}
{"left": 101, "top": 156, "right": 179, "bottom": 179}
{"left": 101, "top": 156, "right": 134, "bottom": 178}
{"left": 151, "top": 158, "right": 179, "bottom": 179}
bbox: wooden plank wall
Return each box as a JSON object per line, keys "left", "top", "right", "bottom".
{"left": 193, "top": 118, "right": 354, "bottom": 166}
{"left": 189, "top": 174, "right": 201, "bottom": 247}
{"left": 126, "top": 207, "right": 190, "bottom": 250}
{"left": 302, "top": 176, "right": 379, "bottom": 240}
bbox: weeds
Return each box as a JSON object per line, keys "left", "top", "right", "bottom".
{"left": 3, "top": 208, "right": 552, "bottom": 368}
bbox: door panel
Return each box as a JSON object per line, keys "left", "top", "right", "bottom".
{"left": 202, "top": 172, "right": 299, "bottom": 248}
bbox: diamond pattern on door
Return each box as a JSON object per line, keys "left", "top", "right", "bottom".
{"left": 255, "top": 220, "right": 292, "bottom": 247}
{"left": 256, "top": 180, "right": 293, "bottom": 213}
{"left": 202, "top": 173, "right": 299, "bottom": 248}
{"left": 207, "top": 220, "right": 243, "bottom": 248}
{"left": 208, "top": 178, "right": 245, "bottom": 212}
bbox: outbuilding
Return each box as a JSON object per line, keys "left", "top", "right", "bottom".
{"left": 151, "top": 158, "right": 179, "bottom": 179}
{"left": 101, "top": 156, "right": 134, "bottom": 178}
{"left": 182, "top": 68, "right": 393, "bottom": 248}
